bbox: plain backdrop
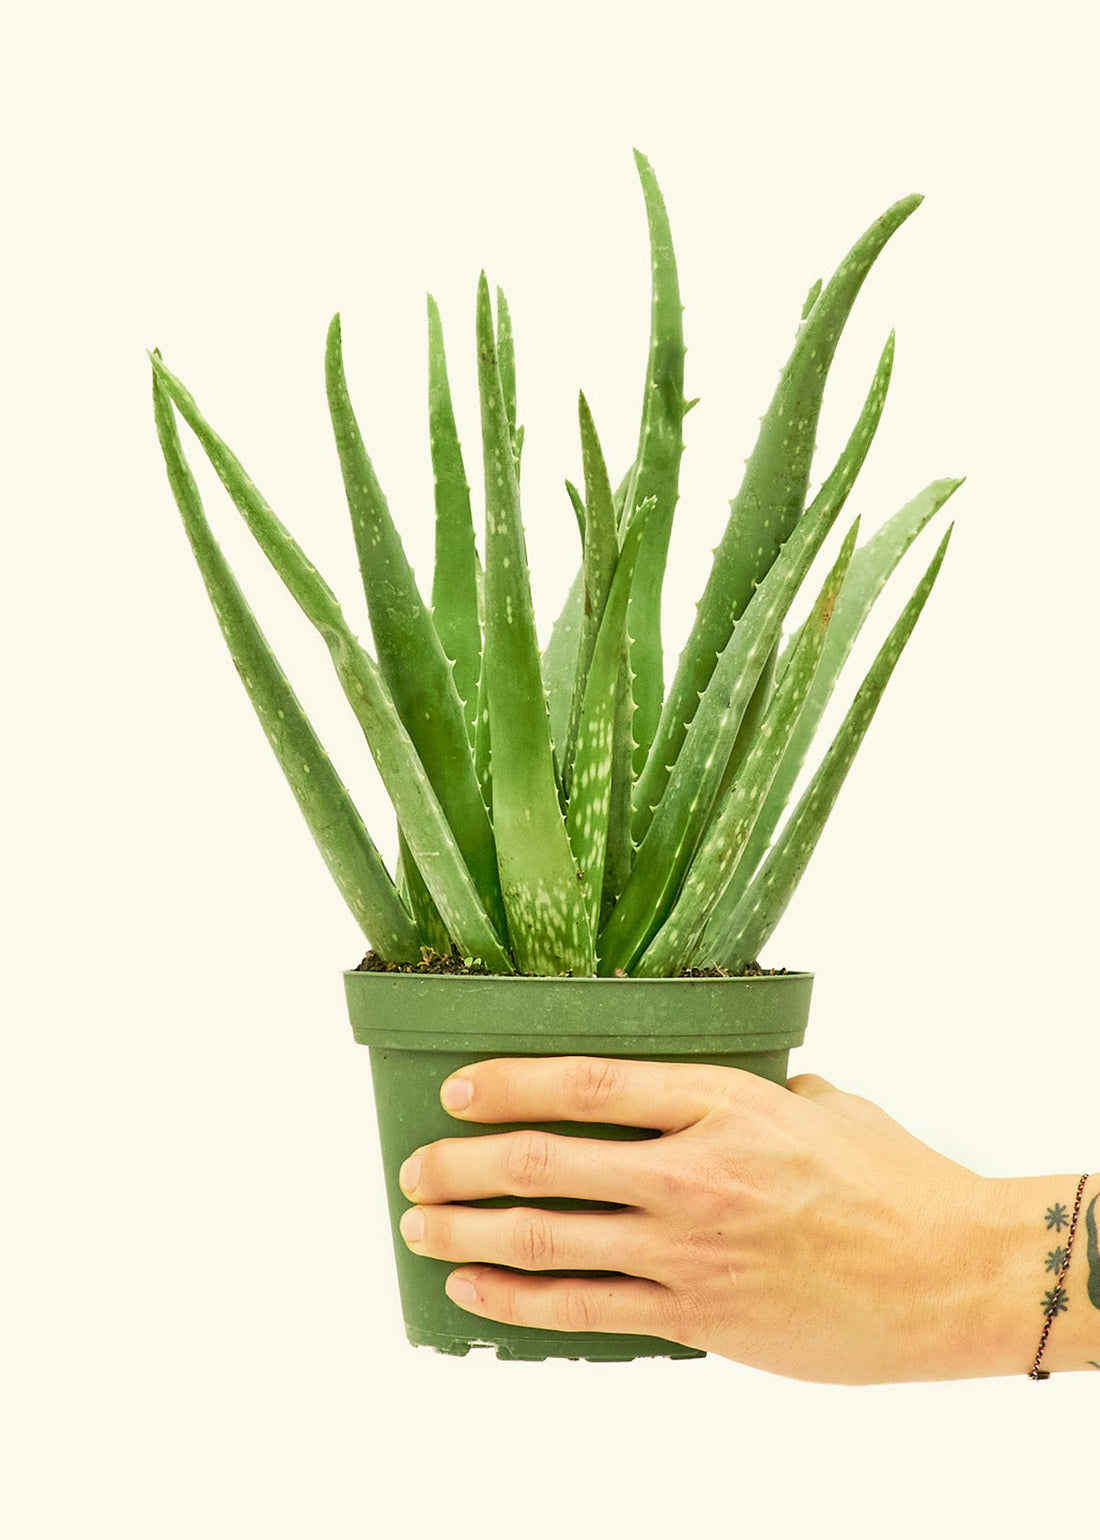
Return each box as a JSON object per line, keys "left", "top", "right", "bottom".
{"left": 3, "top": 2, "right": 1096, "bottom": 1536}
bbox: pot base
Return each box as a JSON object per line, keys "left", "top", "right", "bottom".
{"left": 408, "top": 1325, "right": 705, "bottom": 1361}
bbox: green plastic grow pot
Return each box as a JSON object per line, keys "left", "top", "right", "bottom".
{"left": 344, "top": 968, "right": 812, "bottom": 1362}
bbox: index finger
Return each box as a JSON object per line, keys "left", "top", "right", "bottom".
{"left": 439, "top": 1055, "right": 773, "bottom": 1131}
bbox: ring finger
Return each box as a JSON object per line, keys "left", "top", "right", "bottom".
{"left": 400, "top": 1201, "right": 656, "bottom": 1278}
{"left": 401, "top": 1128, "right": 663, "bottom": 1210}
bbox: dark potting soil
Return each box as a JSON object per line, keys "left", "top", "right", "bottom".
{"left": 353, "top": 948, "right": 788, "bottom": 979}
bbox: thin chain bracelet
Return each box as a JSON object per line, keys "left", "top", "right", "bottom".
{"left": 1028, "top": 1173, "right": 1090, "bottom": 1380}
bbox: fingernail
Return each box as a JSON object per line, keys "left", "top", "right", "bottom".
{"left": 441, "top": 1077, "right": 473, "bottom": 1111}
{"left": 446, "top": 1272, "right": 478, "bottom": 1305}
{"left": 400, "top": 1208, "right": 425, "bottom": 1244}
{"left": 398, "top": 1156, "right": 421, "bottom": 1194}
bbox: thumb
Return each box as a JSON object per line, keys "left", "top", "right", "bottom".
{"left": 786, "top": 1072, "right": 841, "bottom": 1100}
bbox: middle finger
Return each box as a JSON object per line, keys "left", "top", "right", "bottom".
{"left": 400, "top": 1128, "right": 662, "bottom": 1209}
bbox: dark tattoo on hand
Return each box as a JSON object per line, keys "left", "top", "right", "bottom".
{"left": 1086, "top": 1194, "right": 1100, "bottom": 1311}
{"left": 1044, "top": 1246, "right": 1067, "bottom": 1273}
{"left": 1045, "top": 1203, "right": 1071, "bottom": 1232}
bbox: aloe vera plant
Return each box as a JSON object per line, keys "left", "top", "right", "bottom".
{"left": 151, "top": 150, "right": 960, "bottom": 978}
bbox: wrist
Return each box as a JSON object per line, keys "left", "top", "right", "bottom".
{"left": 963, "top": 1172, "right": 1099, "bottom": 1378}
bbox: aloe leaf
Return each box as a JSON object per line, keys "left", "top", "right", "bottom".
{"left": 558, "top": 392, "right": 621, "bottom": 798}
{"left": 325, "top": 314, "right": 507, "bottom": 941}
{"left": 598, "top": 459, "right": 645, "bottom": 914}
{"left": 738, "top": 475, "right": 964, "bottom": 884}
{"left": 613, "top": 456, "right": 639, "bottom": 524}
{"left": 325, "top": 630, "right": 513, "bottom": 969}
{"left": 637, "top": 201, "right": 921, "bottom": 833}
{"left": 635, "top": 523, "right": 859, "bottom": 977}
{"left": 634, "top": 326, "right": 898, "bottom": 846}
{"left": 396, "top": 827, "right": 452, "bottom": 953}
{"left": 427, "top": 295, "right": 481, "bottom": 745}
{"left": 476, "top": 274, "right": 594, "bottom": 973}
{"left": 543, "top": 453, "right": 639, "bottom": 762}
{"left": 599, "top": 483, "right": 861, "bottom": 975}
{"left": 578, "top": 392, "right": 620, "bottom": 616}
{"left": 151, "top": 357, "right": 347, "bottom": 630}
{"left": 473, "top": 557, "right": 492, "bottom": 809}
{"left": 723, "top": 643, "right": 778, "bottom": 795}
{"left": 565, "top": 479, "right": 586, "bottom": 546}
{"left": 473, "top": 657, "right": 492, "bottom": 813}
{"left": 151, "top": 366, "right": 420, "bottom": 962}
{"left": 699, "top": 331, "right": 898, "bottom": 832}
{"left": 698, "top": 524, "right": 955, "bottom": 970}
{"left": 566, "top": 499, "right": 654, "bottom": 939}
{"left": 601, "top": 652, "right": 638, "bottom": 928}
{"left": 150, "top": 352, "right": 513, "bottom": 971}
{"left": 543, "top": 565, "right": 587, "bottom": 763}
{"left": 496, "top": 285, "right": 520, "bottom": 460}
{"left": 622, "top": 149, "right": 687, "bottom": 779}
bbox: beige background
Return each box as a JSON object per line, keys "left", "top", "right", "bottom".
{"left": 3, "top": 1, "right": 1097, "bottom": 1535}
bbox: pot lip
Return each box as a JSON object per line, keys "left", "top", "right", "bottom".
{"left": 344, "top": 967, "right": 813, "bottom": 984}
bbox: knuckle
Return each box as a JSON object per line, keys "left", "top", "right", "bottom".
{"left": 657, "top": 1138, "right": 739, "bottom": 1217}
{"left": 511, "top": 1208, "right": 557, "bottom": 1270}
{"left": 558, "top": 1286, "right": 597, "bottom": 1333}
{"left": 414, "top": 1141, "right": 454, "bottom": 1201}
{"left": 505, "top": 1130, "right": 555, "bottom": 1195}
{"left": 661, "top": 1281, "right": 705, "bottom": 1340}
{"left": 785, "top": 1073, "right": 829, "bottom": 1097}
{"left": 651, "top": 1279, "right": 687, "bottom": 1334}
{"left": 480, "top": 1271, "right": 520, "bottom": 1325}
{"left": 834, "top": 1090, "right": 893, "bottom": 1127}
{"left": 565, "top": 1056, "right": 622, "bottom": 1117}
{"left": 421, "top": 1207, "right": 449, "bottom": 1255}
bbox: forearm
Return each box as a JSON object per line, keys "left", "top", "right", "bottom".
{"left": 950, "top": 1173, "right": 1100, "bottom": 1378}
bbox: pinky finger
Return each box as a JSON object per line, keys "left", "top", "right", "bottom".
{"left": 444, "top": 1267, "right": 682, "bottom": 1342}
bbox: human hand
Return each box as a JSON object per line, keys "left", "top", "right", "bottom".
{"left": 395, "top": 1057, "right": 1045, "bottom": 1383}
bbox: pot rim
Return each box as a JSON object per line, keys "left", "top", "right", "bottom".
{"left": 344, "top": 966, "right": 814, "bottom": 1052}
{"left": 344, "top": 968, "right": 813, "bottom": 983}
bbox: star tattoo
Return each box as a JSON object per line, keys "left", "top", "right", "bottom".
{"left": 1044, "top": 1203, "right": 1071, "bottom": 1233}
{"left": 1044, "top": 1246, "right": 1068, "bottom": 1274}
{"left": 1042, "top": 1285, "right": 1069, "bottom": 1317}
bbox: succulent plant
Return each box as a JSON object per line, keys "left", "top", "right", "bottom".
{"left": 151, "top": 150, "right": 960, "bottom": 978}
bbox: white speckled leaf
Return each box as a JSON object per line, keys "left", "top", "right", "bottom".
{"left": 152, "top": 369, "right": 420, "bottom": 962}
{"left": 476, "top": 275, "right": 593, "bottom": 974}
{"left": 152, "top": 353, "right": 513, "bottom": 972}
{"left": 698, "top": 525, "right": 955, "bottom": 970}
{"left": 598, "top": 430, "right": 864, "bottom": 975}
{"left": 559, "top": 391, "right": 621, "bottom": 799}
{"left": 567, "top": 498, "right": 654, "bottom": 942}
{"left": 326, "top": 315, "right": 507, "bottom": 943}
{"left": 739, "top": 475, "right": 963, "bottom": 884}
{"left": 426, "top": 294, "right": 482, "bottom": 746}
{"left": 636, "top": 197, "right": 922, "bottom": 840}
{"left": 636, "top": 522, "right": 859, "bottom": 977}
